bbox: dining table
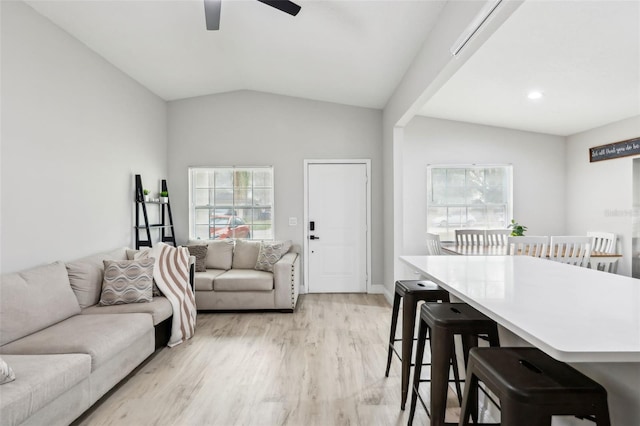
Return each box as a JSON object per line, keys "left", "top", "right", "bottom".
{"left": 400, "top": 254, "right": 640, "bottom": 426}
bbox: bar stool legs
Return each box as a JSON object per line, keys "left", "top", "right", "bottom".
{"left": 384, "top": 280, "right": 452, "bottom": 410}
{"left": 409, "top": 303, "right": 500, "bottom": 426}
{"left": 385, "top": 291, "right": 402, "bottom": 377}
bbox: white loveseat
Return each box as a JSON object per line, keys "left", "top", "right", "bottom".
{"left": 189, "top": 239, "right": 300, "bottom": 312}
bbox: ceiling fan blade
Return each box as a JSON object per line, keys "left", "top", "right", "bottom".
{"left": 204, "top": 0, "right": 221, "bottom": 31}
{"left": 256, "top": 0, "right": 301, "bottom": 17}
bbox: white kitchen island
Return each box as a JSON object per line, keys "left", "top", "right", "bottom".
{"left": 401, "top": 255, "right": 640, "bottom": 426}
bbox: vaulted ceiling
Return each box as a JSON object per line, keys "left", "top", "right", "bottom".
{"left": 25, "top": 0, "right": 445, "bottom": 108}
{"left": 23, "top": 0, "right": 640, "bottom": 136}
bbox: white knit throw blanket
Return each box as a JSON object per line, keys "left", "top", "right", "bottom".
{"left": 149, "top": 243, "right": 197, "bottom": 347}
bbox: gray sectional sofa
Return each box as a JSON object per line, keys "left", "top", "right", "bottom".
{"left": 0, "top": 247, "right": 175, "bottom": 426}
{"left": 190, "top": 239, "right": 300, "bottom": 311}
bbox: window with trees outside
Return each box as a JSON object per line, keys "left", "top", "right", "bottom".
{"left": 189, "top": 167, "right": 274, "bottom": 241}
{"left": 427, "top": 165, "right": 512, "bottom": 241}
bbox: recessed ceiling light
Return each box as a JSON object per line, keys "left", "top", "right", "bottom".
{"left": 527, "top": 91, "right": 543, "bottom": 100}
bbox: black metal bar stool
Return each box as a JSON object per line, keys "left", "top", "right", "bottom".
{"left": 385, "top": 280, "right": 457, "bottom": 410}
{"left": 409, "top": 302, "right": 500, "bottom": 426}
{"left": 459, "top": 347, "right": 611, "bottom": 426}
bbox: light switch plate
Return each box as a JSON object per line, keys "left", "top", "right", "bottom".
{"left": 288, "top": 217, "right": 298, "bottom": 226}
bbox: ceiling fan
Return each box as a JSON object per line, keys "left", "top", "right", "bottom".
{"left": 204, "top": 0, "right": 301, "bottom": 31}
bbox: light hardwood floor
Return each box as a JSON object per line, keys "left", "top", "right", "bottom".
{"left": 76, "top": 294, "right": 460, "bottom": 426}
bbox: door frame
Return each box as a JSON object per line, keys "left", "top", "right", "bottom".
{"left": 303, "top": 159, "right": 372, "bottom": 293}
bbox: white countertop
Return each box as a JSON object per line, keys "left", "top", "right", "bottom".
{"left": 401, "top": 255, "right": 640, "bottom": 363}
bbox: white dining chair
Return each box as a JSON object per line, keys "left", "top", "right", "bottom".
{"left": 549, "top": 236, "right": 591, "bottom": 267}
{"left": 507, "top": 236, "right": 548, "bottom": 257}
{"left": 485, "top": 229, "right": 511, "bottom": 246}
{"left": 587, "top": 232, "right": 617, "bottom": 253}
{"left": 425, "top": 233, "right": 443, "bottom": 255}
{"left": 587, "top": 231, "right": 618, "bottom": 273}
{"left": 455, "top": 229, "right": 485, "bottom": 246}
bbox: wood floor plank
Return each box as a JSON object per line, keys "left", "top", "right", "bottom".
{"left": 76, "top": 294, "right": 458, "bottom": 426}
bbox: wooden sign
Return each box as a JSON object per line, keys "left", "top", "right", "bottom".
{"left": 590, "top": 136, "right": 640, "bottom": 162}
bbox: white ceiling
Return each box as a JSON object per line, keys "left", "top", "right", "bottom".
{"left": 21, "top": 0, "right": 640, "bottom": 136}
{"left": 25, "top": 0, "right": 445, "bottom": 108}
{"left": 419, "top": 0, "right": 640, "bottom": 136}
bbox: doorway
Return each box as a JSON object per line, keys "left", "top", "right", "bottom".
{"left": 304, "top": 160, "right": 371, "bottom": 293}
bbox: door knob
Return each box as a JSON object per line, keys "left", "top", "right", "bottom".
{"left": 310, "top": 235, "right": 320, "bottom": 240}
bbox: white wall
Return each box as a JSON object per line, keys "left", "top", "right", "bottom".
{"left": 565, "top": 115, "right": 640, "bottom": 276}
{"left": 167, "top": 90, "right": 383, "bottom": 288}
{"left": 0, "top": 1, "right": 167, "bottom": 273}
{"left": 382, "top": 1, "right": 524, "bottom": 295}
{"left": 402, "top": 116, "right": 566, "bottom": 256}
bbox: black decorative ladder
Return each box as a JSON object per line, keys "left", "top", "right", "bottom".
{"left": 134, "top": 174, "right": 176, "bottom": 249}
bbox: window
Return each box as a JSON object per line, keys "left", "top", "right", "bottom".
{"left": 427, "top": 165, "right": 512, "bottom": 240}
{"left": 189, "top": 167, "right": 274, "bottom": 240}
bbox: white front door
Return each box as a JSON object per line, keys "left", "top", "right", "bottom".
{"left": 306, "top": 162, "right": 368, "bottom": 293}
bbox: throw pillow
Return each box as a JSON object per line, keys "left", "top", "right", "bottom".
{"left": 0, "top": 356, "right": 16, "bottom": 385}
{"left": 187, "top": 245, "right": 208, "bottom": 272}
{"left": 99, "top": 258, "right": 154, "bottom": 306}
{"left": 255, "top": 240, "right": 292, "bottom": 272}
{"left": 232, "top": 240, "right": 262, "bottom": 269}
{"left": 205, "top": 240, "right": 235, "bottom": 270}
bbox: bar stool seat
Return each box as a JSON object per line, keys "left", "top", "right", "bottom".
{"left": 385, "top": 280, "right": 452, "bottom": 410}
{"left": 460, "top": 347, "right": 611, "bottom": 425}
{"left": 409, "top": 302, "right": 500, "bottom": 426}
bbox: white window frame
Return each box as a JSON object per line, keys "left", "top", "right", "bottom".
{"left": 188, "top": 166, "right": 274, "bottom": 241}
{"left": 426, "top": 164, "right": 513, "bottom": 239}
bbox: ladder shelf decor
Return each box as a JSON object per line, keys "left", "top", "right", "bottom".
{"left": 134, "top": 174, "right": 176, "bottom": 249}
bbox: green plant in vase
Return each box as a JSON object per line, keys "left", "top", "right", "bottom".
{"left": 508, "top": 219, "right": 527, "bottom": 236}
{"left": 143, "top": 189, "right": 150, "bottom": 202}
{"left": 160, "top": 191, "right": 169, "bottom": 203}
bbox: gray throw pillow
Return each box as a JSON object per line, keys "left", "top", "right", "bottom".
{"left": 0, "top": 356, "right": 16, "bottom": 385}
{"left": 255, "top": 240, "right": 292, "bottom": 272}
{"left": 99, "top": 258, "right": 154, "bottom": 306}
{"left": 187, "top": 245, "right": 208, "bottom": 272}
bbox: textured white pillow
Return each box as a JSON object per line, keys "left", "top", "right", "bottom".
{"left": 0, "top": 356, "right": 16, "bottom": 385}
{"left": 255, "top": 240, "right": 292, "bottom": 272}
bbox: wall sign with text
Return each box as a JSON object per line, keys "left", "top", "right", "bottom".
{"left": 590, "top": 136, "right": 640, "bottom": 162}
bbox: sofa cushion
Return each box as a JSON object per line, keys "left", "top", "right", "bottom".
{"left": 206, "top": 240, "right": 234, "bottom": 270}
{"left": 0, "top": 261, "right": 81, "bottom": 346}
{"left": 213, "top": 269, "right": 273, "bottom": 291}
{"left": 0, "top": 354, "right": 91, "bottom": 426}
{"left": 187, "top": 245, "right": 208, "bottom": 272}
{"left": 0, "top": 314, "right": 152, "bottom": 371}
{"left": 255, "top": 240, "right": 292, "bottom": 272}
{"left": 232, "top": 240, "right": 261, "bottom": 269}
{"left": 66, "top": 247, "right": 128, "bottom": 308}
{"left": 99, "top": 259, "right": 154, "bottom": 306}
{"left": 82, "top": 296, "right": 172, "bottom": 325}
{"left": 194, "top": 269, "right": 226, "bottom": 291}
{"left": 0, "top": 357, "right": 15, "bottom": 385}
